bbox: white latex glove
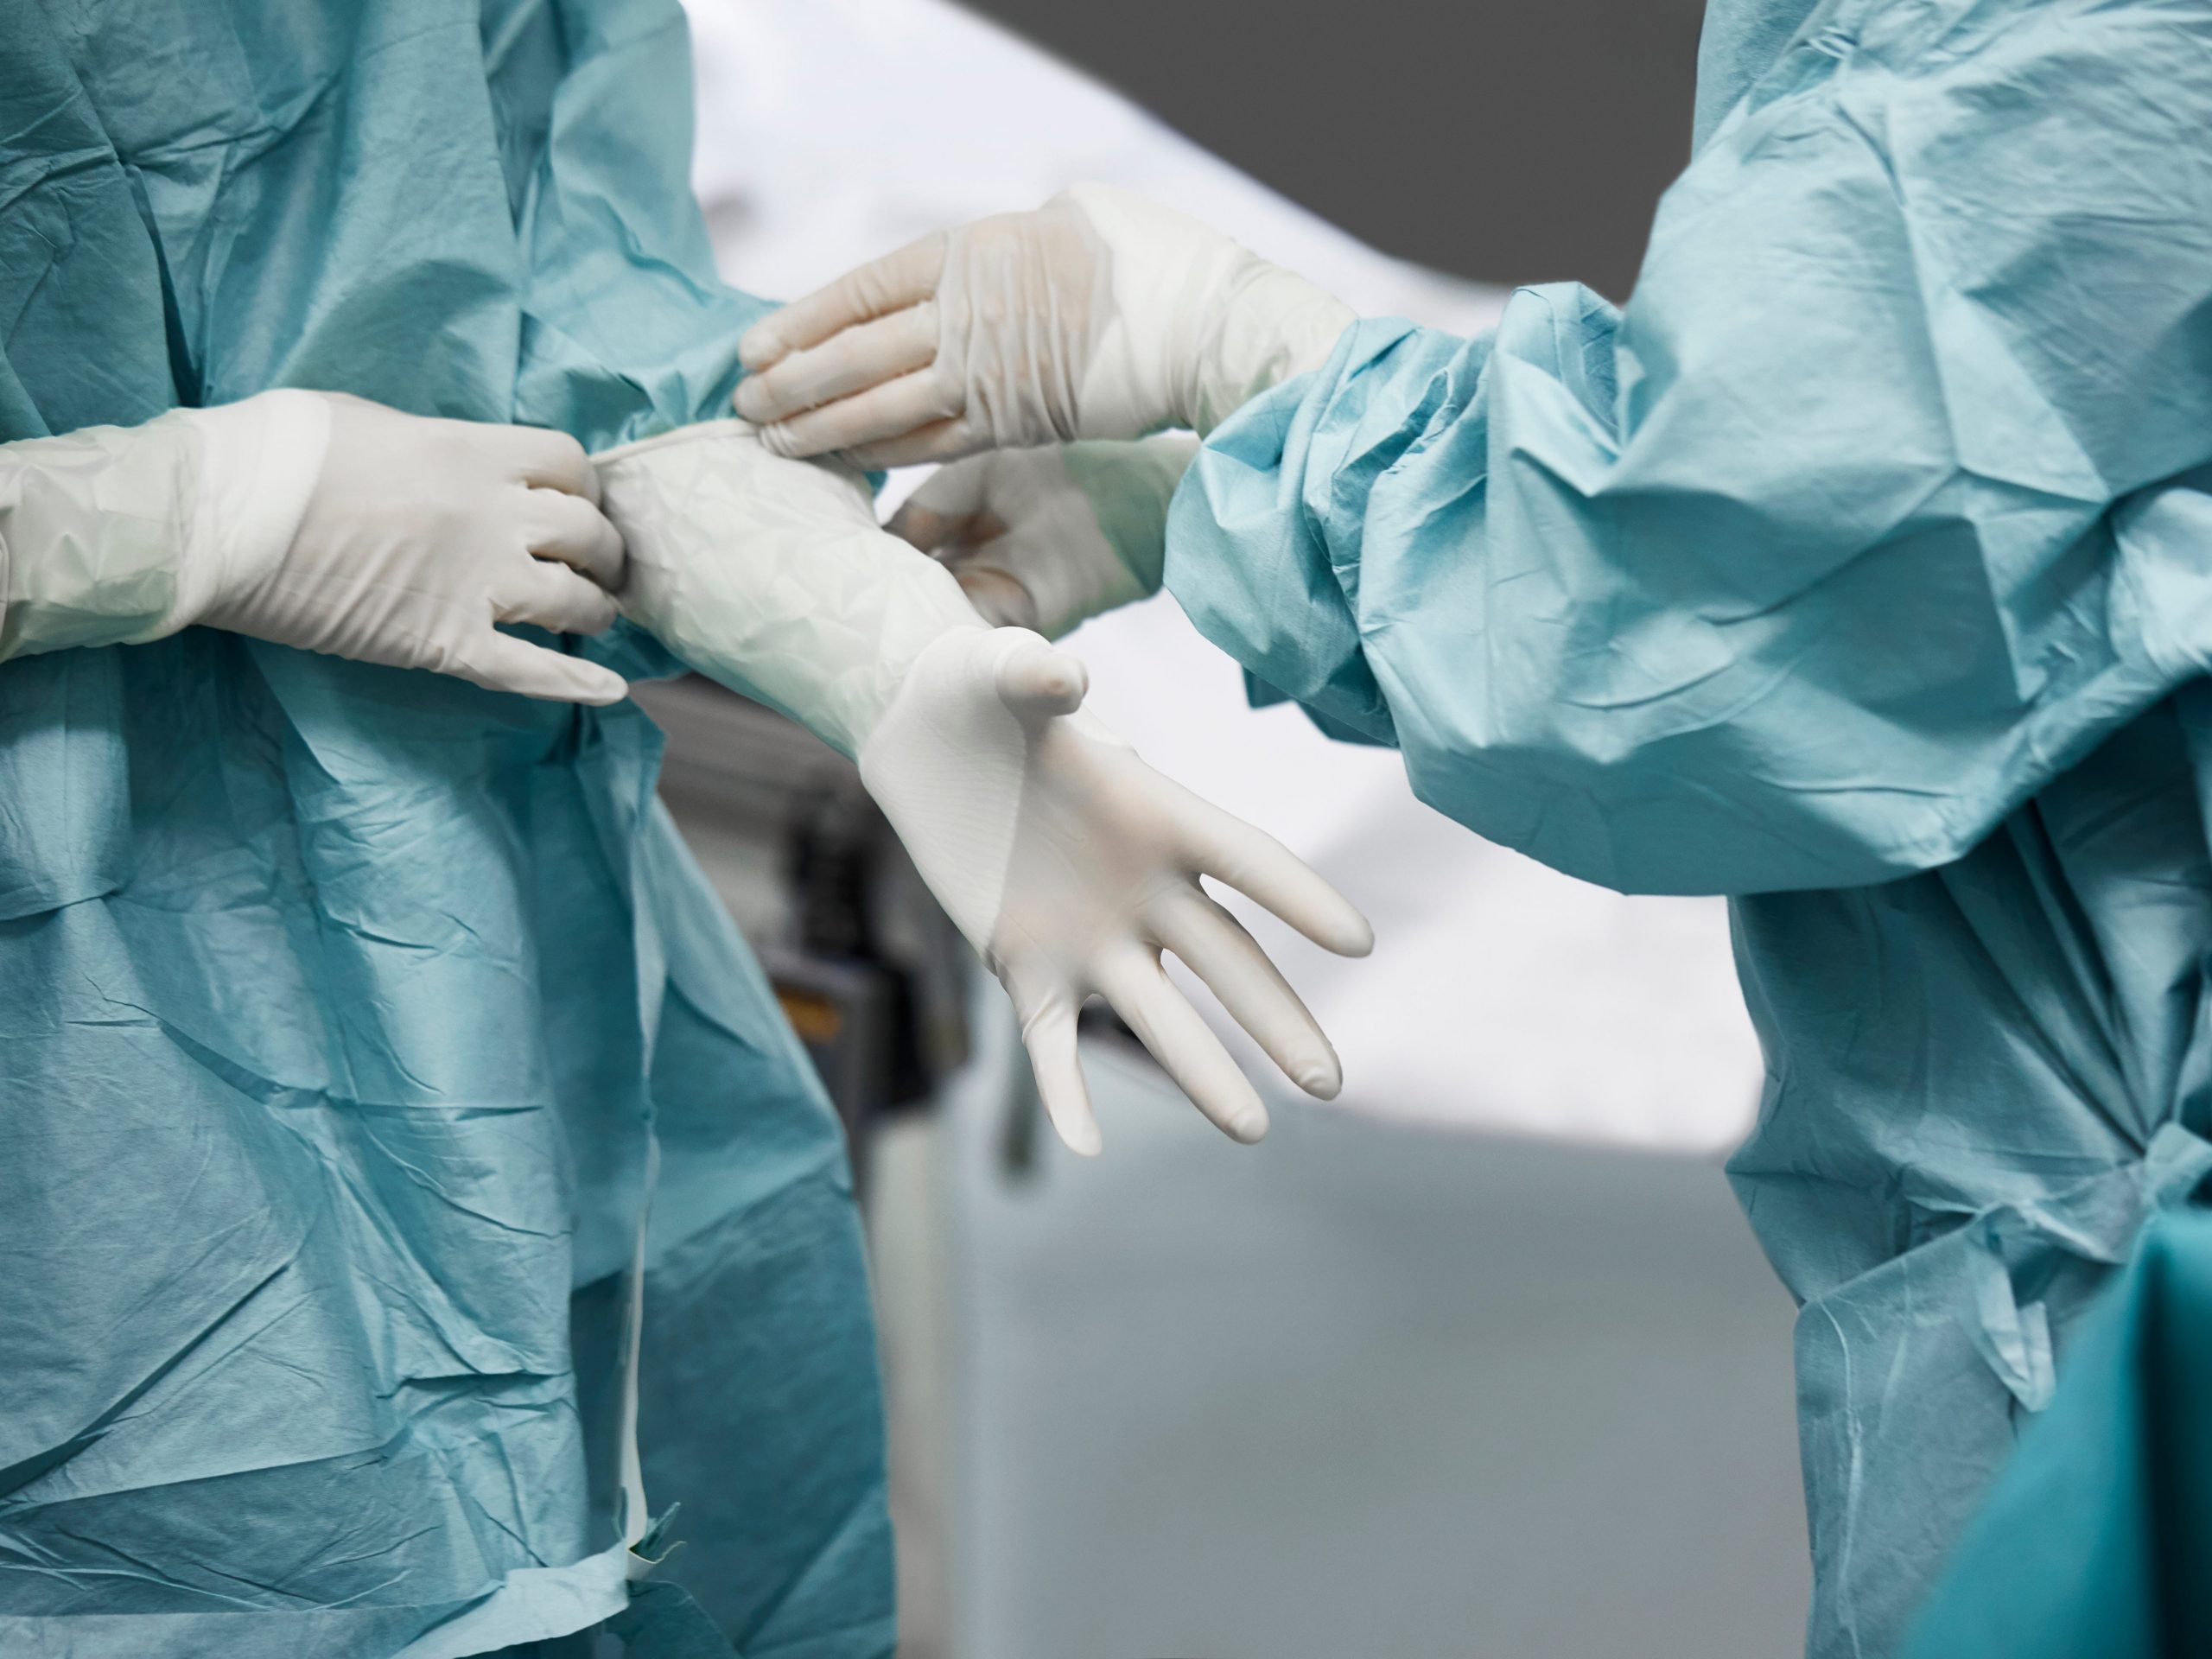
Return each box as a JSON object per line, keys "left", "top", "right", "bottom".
{"left": 597, "top": 423, "right": 1373, "bottom": 1153}
{"left": 888, "top": 436, "right": 1197, "bottom": 639}
{"left": 0, "top": 390, "right": 627, "bottom": 701}
{"left": 734, "top": 184, "right": 1354, "bottom": 467}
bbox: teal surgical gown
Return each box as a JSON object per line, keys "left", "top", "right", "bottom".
{"left": 1166, "top": 0, "right": 2212, "bottom": 1652}
{"left": 1904, "top": 1210, "right": 2212, "bottom": 1659}
{"left": 0, "top": 3, "right": 892, "bottom": 1656}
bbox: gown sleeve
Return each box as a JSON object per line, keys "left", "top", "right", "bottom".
{"left": 1166, "top": 0, "right": 2212, "bottom": 895}
{"left": 0, "top": 399, "right": 320, "bottom": 662}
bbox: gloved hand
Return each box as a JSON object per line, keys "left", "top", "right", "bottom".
{"left": 0, "top": 389, "right": 627, "bottom": 702}
{"left": 733, "top": 185, "right": 1354, "bottom": 467}
{"left": 888, "top": 436, "right": 1197, "bottom": 638}
{"left": 598, "top": 423, "right": 1372, "bottom": 1153}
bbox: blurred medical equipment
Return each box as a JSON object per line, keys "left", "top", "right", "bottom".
{"left": 632, "top": 671, "right": 971, "bottom": 1170}
{"left": 772, "top": 779, "right": 949, "bottom": 1143}
{"left": 0, "top": 391, "right": 626, "bottom": 699}
{"left": 635, "top": 668, "right": 1813, "bottom": 1658}
{"left": 601, "top": 423, "right": 1370, "bottom": 1153}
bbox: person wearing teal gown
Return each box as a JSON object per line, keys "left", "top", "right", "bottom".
{"left": 732, "top": 1, "right": 2212, "bottom": 1651}
{"left": 0, "top": 1, "right": 893, "bottom": 1653}
{"left": 1905, "top": 1209, "right": 2212, "bottom": 1659}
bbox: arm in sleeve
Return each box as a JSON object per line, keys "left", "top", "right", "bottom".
{"left": 1167, "top": 0, "right": 2212, "bottom": 895}
{"left": 0, "top": 399, "right": 321, "bottom": 662}
{"left": 594, "top": 425, "right": 983, "bottom": 759}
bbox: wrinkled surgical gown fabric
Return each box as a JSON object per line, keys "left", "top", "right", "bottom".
{"left": 0, "top": 3, "right": 893, "bottom": 1656}
{"left": 1904, "top": 1211, "right": 2212, "bottom": 1659}
{"left": 1166, "top": 0, "right": 2212, "bottom": 1653}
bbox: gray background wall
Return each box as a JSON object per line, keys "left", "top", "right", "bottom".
{"left": 954, "top": 0, "right": 1713, "bottom": 298}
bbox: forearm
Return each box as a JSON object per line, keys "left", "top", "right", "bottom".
{"left": 1171, "top": 0, "right": 2212, "bottom": 899}
{"left": 595, "top": 422, "right": 982, "bottom": 757}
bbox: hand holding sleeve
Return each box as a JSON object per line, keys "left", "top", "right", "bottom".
{"left": 0, "top": 391, "right": 628, "bottom": 702}
{"left": 734, "top": 187, "right": 1352, "bottom": 467}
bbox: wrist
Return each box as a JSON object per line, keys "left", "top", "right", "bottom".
{"left": 831, "top": 537, "right": 995, "bottom": 757}
{"left": 1065, "top": 185, "right": 1244, "bottom": 439}
{"left": 0, "top": 416, "right": 200, "bottom": 659}
{"left": 158, "top": 390, "right": 331, "bottom": 637}
{"left": 1064, "top": 186, "right": 1352, "bottom": 439}
{"left": 1185, "top": 263, "right": 1355, "bottom": 437}
{"left": 1060, "top": 433, "right": 1198, "bottom": 607}
{"left": 596, "top": 423, "right": 989, "bottom": 760}
{"left": 853, "top": 625, "right": 1053, "bottom": 948}
{"left": 650, "top": 520, "right": 987, "bottom": 760}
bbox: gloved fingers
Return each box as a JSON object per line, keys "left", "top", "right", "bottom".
{"left": 738, "top": 233, "right": 950, "bottom": 372}
{"left": 734, "top": 302, "right": 940, "bottom": 425}
{"left": 1149, "top": 886, "right": 1343, "bottom": 1100}
{"left": 1095, "top": 945, "right": 1268, "bottom": 1144}
{"left": 752, "top": 367, "right": 963, "bottom": 461}
{"left": 490, "top": 557, "right": 621, "bottom": 636}
{"left": 842, "top": 417, "right": 991, "bottom": 471}
{"left": 489, "top": 424, "right": 602, "bottom": 504}
{"left": 515, "top": 486, "right": 626, "bottom": 589}
{"left": 993, "top": 634, "right": 1087, "bottom": 717}
{"left": 1166, "top": 785, "right": 1375, "bottom": 958}
{"left": 455, "top": 629, "right": 629, "bottom": 705}
{"left": 1017, "top": 995, "right": 1102, "bottom": 1157}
